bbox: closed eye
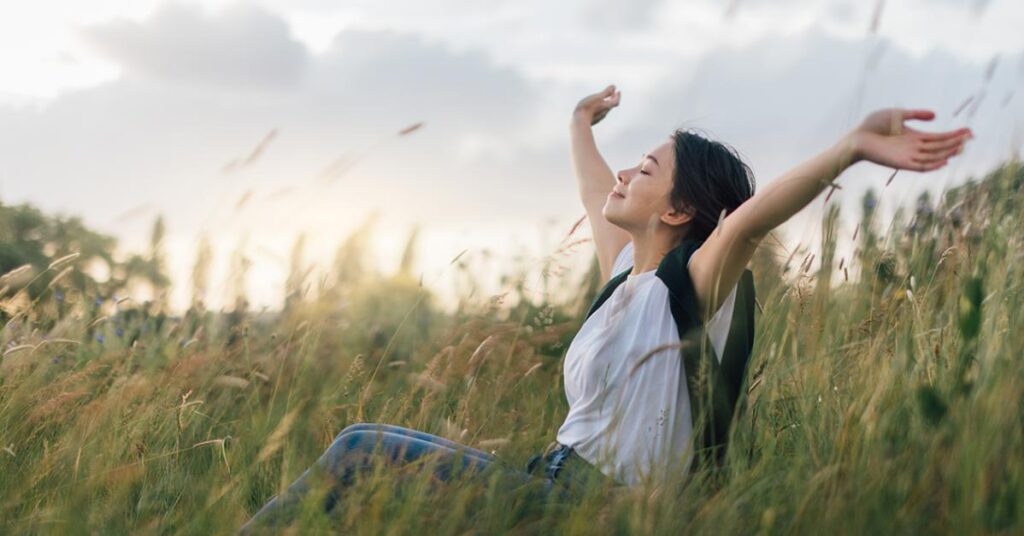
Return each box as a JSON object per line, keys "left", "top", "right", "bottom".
{"left": 639, "top": 153, "right": 651, "bottom": 174}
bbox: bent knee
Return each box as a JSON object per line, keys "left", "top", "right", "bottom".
{"left": 334, "top": 426, "right": 401, "bottom": 450}
{"left": 335, "top": 422, "right": 389, "bottom": 440}
{"left": 338, "top": 422, "right": 381, "bottom": 434}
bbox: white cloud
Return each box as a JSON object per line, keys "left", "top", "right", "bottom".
{"left": 1, "top": 0, "right": 1022, "bottom": 313}
{"left": 81, "top": 2, "right": 311, "bottom": 89}
{"left": 0, "top": 6, "right": 556, "bottom": 311}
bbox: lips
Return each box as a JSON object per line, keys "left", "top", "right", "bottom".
{"left": 610, "top": 189, "right": 626, "bottom": 199}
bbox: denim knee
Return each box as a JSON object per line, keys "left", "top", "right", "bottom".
{"left": 334, "top": 422, "right": 384, "bottom": 440}
{"left": 317, "top": 429, "right": 384, "bottom": 482}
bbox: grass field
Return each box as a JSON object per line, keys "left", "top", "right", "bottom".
{"left": 0, "top": 159, "right": 1021, "bottom": 534}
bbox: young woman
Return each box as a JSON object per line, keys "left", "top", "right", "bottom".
{"left": 241, "top": 84, "right": 972, "bottom": 531}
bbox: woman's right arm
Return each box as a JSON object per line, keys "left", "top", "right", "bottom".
{"left": 570, "top": 85, "right": 631, "bottom": 283}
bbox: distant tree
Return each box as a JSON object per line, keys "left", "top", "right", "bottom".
{"left": 0, "top": 201, "right": 118, "bottom": 325}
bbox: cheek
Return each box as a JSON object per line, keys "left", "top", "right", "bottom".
{"left": 630, "top": 182, "right": 664, "bottom": 208}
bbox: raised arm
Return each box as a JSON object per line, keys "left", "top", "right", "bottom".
{"left": 570, "top": 85, "right": 632, "bottom": 283}
{"left": 688, "top": 108, "right": 973, "bottom": 320}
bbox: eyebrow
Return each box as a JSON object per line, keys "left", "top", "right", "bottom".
{"left": 642, "top": 153, "right": 660, "bottom": 167}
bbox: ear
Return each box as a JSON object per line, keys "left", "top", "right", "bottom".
{"left": 661, "top": 205, "right": 695, "bottom": 227}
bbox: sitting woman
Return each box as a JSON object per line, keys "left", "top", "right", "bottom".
{"left": 241, "top": 84, "right": 972, "bottom": 532}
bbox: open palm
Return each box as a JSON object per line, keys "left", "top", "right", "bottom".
{"left": 854, "top": 108, "right": 973, "bottom": 172}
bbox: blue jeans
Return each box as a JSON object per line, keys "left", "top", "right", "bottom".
{"left": 239, "top": 423, "right": 602, "bottom": 532}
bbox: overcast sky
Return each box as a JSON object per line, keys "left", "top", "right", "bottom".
{"left": 2, "top": 0, "right": 1022, "bottom": 313}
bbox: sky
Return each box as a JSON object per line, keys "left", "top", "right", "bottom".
{"left": 1, "top": 0, "right": 1022, "bottom": 314}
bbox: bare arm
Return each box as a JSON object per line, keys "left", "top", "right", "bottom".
{"left": 689, "top": 108, "right": 973, "bottom": 320}
{"left": 570, "top": 85, "right": 631, "bottom": 283}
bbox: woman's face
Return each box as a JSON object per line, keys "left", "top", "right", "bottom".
{"left": 603, "top": 139, "right": 690, "bottom": 233}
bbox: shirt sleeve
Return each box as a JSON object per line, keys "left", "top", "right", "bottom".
{"left": 611, "top": 241, "right": 634, "bottom": 275}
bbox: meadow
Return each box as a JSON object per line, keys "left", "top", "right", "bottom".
{"left": 0, "top": 159, "right": 1021, "bottom": 534}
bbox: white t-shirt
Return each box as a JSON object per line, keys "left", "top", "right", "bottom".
{"left": 555, "top": 241, "right": 738, "bottom": 486}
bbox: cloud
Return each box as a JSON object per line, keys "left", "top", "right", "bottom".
{"left": 3, "top": 2, "right": 1022, "bottom": 313}
{"left": 581, "top": 0, "right": 665, "bottom": 30}
{"left": 80, "top": 2, "right": 311, "bottom": 89}
{"left": 1, "top": 6, "right": 548, "bottom": 252}
{"left": 302, "top": 28, "right": 539, "bottom": 133}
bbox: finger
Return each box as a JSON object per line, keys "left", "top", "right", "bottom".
{"left": 921, "top": 158, "right": 948, "bottom": 172}
{"left": 586, "top": 86, "right": 613, "bottom": 102}
{"left": 913, "top": 145, "right": 957, "bottom": 162}
{"left": 921, "top": 135, "right": 966, "bottom": 153}
{"left": 902, "top": 109, "right": 936, "bottom": 121}
{"left": 907, "top": 156, "right": 947, "bottom": 172}
{"left": 944, "top": 143, "right": 967, "bottom": 159}
{"left": 919, "top": 128, "right": 973, "bottom": 142}
{"left": 912, "top": 153, "right": 944, "bottom": 165}
{"left": 913, "top": 144, "right": 962, "bottom": 165}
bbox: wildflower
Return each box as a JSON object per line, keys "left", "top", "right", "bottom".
{"left": 96, "top": 334, "right": 105, "bottom": 344}
{"left": 55, "top": 291, "right": 64, "bottom": 302}
{"left": 116, "top": 327, "right": 125, "bottom": 337}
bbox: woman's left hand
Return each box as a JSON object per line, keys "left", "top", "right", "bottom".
{"left": 849, "top": 108, "right": 973, "bottom": 172}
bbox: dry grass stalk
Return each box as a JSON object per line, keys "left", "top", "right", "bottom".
{"left": 213, "top": 375, "right": 250, "bottom": 389}
{"left": 467, "top": 335, "right": 496, "bottom": 368}
{"left": 477, "top": 437, "right": 510, "bottom": 449}
{"left": 257, "top": 409, "right": 299, "bottom": 463}
{"left": 47, "top": 252, "right": 80, "bottom": 271}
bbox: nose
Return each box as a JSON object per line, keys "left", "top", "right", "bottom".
{"left": 616, "top": 169, "right": 629, "bottom": 185}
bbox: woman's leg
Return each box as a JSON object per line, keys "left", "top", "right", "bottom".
{"left": 336, "top": 422, "right": 495, "bottom": 461}
{"left": 240, "top": 423, "right": 546, "bottom": 532}
{"left": 317, "top": 425, "right": 497, "bottom": 484}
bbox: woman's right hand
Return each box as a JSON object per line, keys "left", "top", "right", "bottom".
{"left": 848, "top": 108, "right": 972, "bottom": 171}
{"left": 573, "top": 84, "right": 621, "bottom": 126}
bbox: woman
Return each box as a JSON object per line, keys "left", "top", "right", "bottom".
{"left": 241, "top": 85, "right": 972, "bottom": 531}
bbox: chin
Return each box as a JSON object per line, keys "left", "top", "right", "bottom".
{"left": 601, "top": 203, "right": 614, "bottom": 221}
{"left": 602, "top": 208, "right": 624, "bottom": 228}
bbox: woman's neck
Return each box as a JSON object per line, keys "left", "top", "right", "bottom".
{"left": 628, "top": 231, "right": 685, "bottom": 275}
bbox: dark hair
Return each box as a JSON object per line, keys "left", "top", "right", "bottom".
{"left": 669, "top": 129, "right": 756, "bottom": 243}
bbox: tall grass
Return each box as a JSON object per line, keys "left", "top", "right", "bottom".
{"left": 0, "top": 160, "right": 1021, "bottom": 534}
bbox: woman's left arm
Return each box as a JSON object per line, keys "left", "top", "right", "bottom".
{"left": 688, "top": 108, "right": 973, "bottom": 319}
